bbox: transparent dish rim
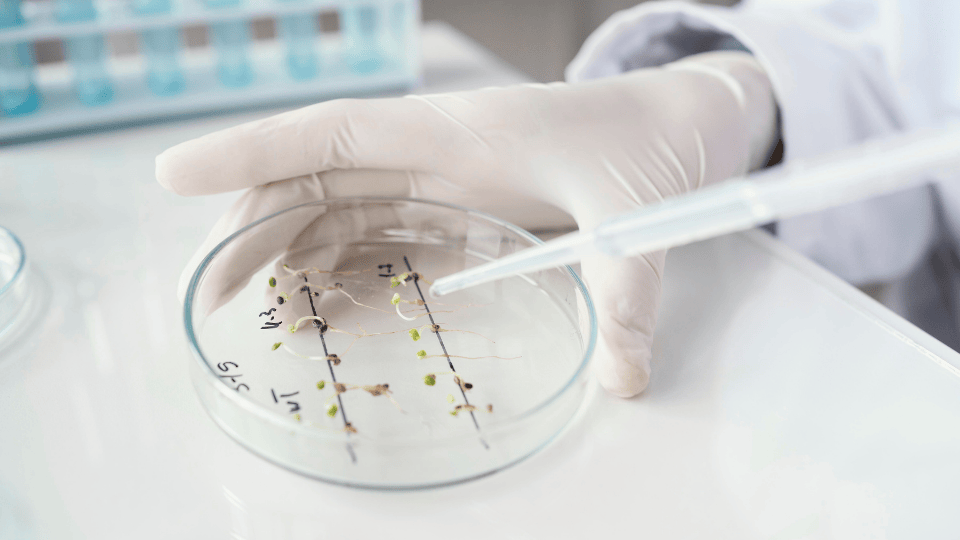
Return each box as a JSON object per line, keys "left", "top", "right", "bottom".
{"left": 183, "top": 196, "right": 598, "bottom": 446}
{"left": 0, "top": 226, "right": 26, "bottom": 298}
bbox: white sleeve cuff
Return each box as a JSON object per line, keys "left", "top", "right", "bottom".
{"left": 567, "top": 1, "right": 937, "bottom": 284}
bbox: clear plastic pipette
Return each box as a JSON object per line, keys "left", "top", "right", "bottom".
{"left": 430, "top": 126, "right": 960, "bottom": 297}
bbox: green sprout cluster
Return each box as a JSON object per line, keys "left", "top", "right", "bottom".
{"left": 389, "top": 273, "right": 410, "bottom": 288}
{"left": 409, "top": 328, "right": 421, "bottom": 341}
{"left": 416, "top": 349, "right": 427, "bottom": 359}
{"left": 316, "top": 380, "right": 326, "bottom": 390}
{"left": 326, "top": 403, "right": 338, "bottom": 417}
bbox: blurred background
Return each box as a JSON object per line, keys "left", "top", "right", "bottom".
{"left": 2, "top": 0, "right": 739, "bottom": 142}
{"left": 421, "top": 0, "right": 737, "bottom": 81}
{"left": 27, "top": 0, "right": 738, "bottom": 83}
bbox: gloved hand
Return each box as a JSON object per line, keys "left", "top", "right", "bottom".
{"left": 157, "top": 50, "right": 777, "bottom": 397}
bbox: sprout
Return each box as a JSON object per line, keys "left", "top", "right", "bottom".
{"left": 280, "top": 292, "right": 290, "bottom": 301}
{"left": 446, "top": 394, "right": 454, "bottom": 403}
{"left": 398, "top": 273, "right": 409, "bottom": 282}
{"left": 293, "top": 413, "right": 301, "bottom": 422}
{"left": 268, "top": 277, "right": 277, "bottom": 287}
{"left": 416, "top": 349, "right": 427, "bottom": 359}
{"left": 272, "top": 342, "right": 282, "bottom": 351}
{"left": 449, "top": 410, "right": 458, "bottom": 416}
{"left": 316, "top": 380, "right": 325, "bottom": 390}
{"left": 326, "top": 403, "right": 338, "bottom": 418}
{"left": 391, "top": 293, "right": 401, "bottom": 305}
{"left": 287, "top": 324, "right": 296, "bottom": 334}
{"left": 424, "top": 374, "right": 436, "bottom": 386}
{"left": 389, "top": 277, "right": 401, "bottom": 288}
{"left": 409, "top": 328, "right": 421, "bottom": 341}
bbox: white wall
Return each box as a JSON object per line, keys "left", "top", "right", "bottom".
{"left": 422, "top": 0, "right": 738, "bottom": 82}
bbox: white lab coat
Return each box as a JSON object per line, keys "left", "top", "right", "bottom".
{"left": 567, "top": 0, "right": 960, "bottom": 347}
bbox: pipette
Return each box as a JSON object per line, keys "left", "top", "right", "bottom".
{"left": 430, "top": 126, "right": 960, "bottom": 297}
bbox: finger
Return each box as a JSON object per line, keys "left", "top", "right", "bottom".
{"left": 580, "top": 249, "right": 666, "bottom": 398}
{"left": 156, "top": 95, "right": 489, "bottom": 197}
{"left": 321, "top": 168, "right": 576, "bottom": 232}
{"left": 179, "top": 175, "right": 325, "bottom": 313}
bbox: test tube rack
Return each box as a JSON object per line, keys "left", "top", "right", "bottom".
{"left": 0, "top": 0, "right": 421, "bottom": 141}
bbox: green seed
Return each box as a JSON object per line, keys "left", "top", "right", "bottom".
{"left": 316, "top": 380, "right": 325, "bottom": 390}
{"left": 416, "top": 349, "right": 427, "bottom": 359}
{"left": 272, "top": 342, "right": 282, "bottom": 351}
{"left": 424, "top": 374, "right": 436, "bottom": 386}
{"left": 268, "top": 277, "right": 277, "bottom": 287}
{"left": 326, "top": 403, "right": 338, "bottom": 418}
{"left": 409, "top": 328, "right": 421, "bottom": 341}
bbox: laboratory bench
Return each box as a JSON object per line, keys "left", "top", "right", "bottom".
{"left": 2, "top": 22, "right": 959, "bottom": 539}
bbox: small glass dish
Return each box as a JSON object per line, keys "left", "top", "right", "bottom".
{"left": 0, "top": 226, "right": 33, "bottom": 349}
{"left": 185, "top": 197, "right": 596, "bottom": 489}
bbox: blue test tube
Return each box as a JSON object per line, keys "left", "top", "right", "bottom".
{"left": 0, "top": 0, "right": 40, "bottom": 115}
{"left": 131, "top": 0, "right": 184, "bottom": 96}
{"left": 204, "top": 0, "right": 252, "bottom": 87}
{"left": 276, "top": 5, "right": 318, "bottom": 80}
{"left": 341, "top": 3, "right": 382, "bottom": 74}
{"left": 56, "top": 0, "right": 114, "bottom": 106}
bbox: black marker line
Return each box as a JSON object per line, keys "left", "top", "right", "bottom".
{"left": 403, "top": 256, "right": 488, "bottom": 449}
{"left": 303, "top": 274, "right": 357, "bottom": 464}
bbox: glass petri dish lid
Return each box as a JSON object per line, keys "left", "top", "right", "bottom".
{"left": 0, "top": 226, "right": 30, "bottom": 344}
{"left": 185, "top": 197, "right": 596, "bottom": 489}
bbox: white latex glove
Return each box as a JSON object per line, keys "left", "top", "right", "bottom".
{"left": 157, "top": 50, "right": 777, "bottom": 397}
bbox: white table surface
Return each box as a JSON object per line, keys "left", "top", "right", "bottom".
{"left": 3, "top": 22, "right": 960, "bottom": 540}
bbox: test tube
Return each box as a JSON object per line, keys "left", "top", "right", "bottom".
{"left": 0, "top": 0, "right": 40, "bottom": 115}
{"left": 204, "top": 0, "right": 252, "bottom": 87}
{"left": 341, "top": 2, "right": 382, "bottom": 74}
{"left": 276, "top": 5, "right": 318, "bottom": 80}
{"left": 131, "top": 0, "right": 184, "bottom": 96}
{"left": 56, "top": 0, "right": 114, "bottom": 106}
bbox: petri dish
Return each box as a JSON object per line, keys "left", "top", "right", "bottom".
{"left": 0, "top": 226, "right": 32, "bottom": 348}
{"left": 185, "top": 197, "right": 596, "bottom": 489}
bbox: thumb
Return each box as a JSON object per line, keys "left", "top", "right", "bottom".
{"left": 573, "top": 199, "right": 665, "bottom": 397}
{"left": 580, "top": 249, "right": 664, "bottom": 397}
